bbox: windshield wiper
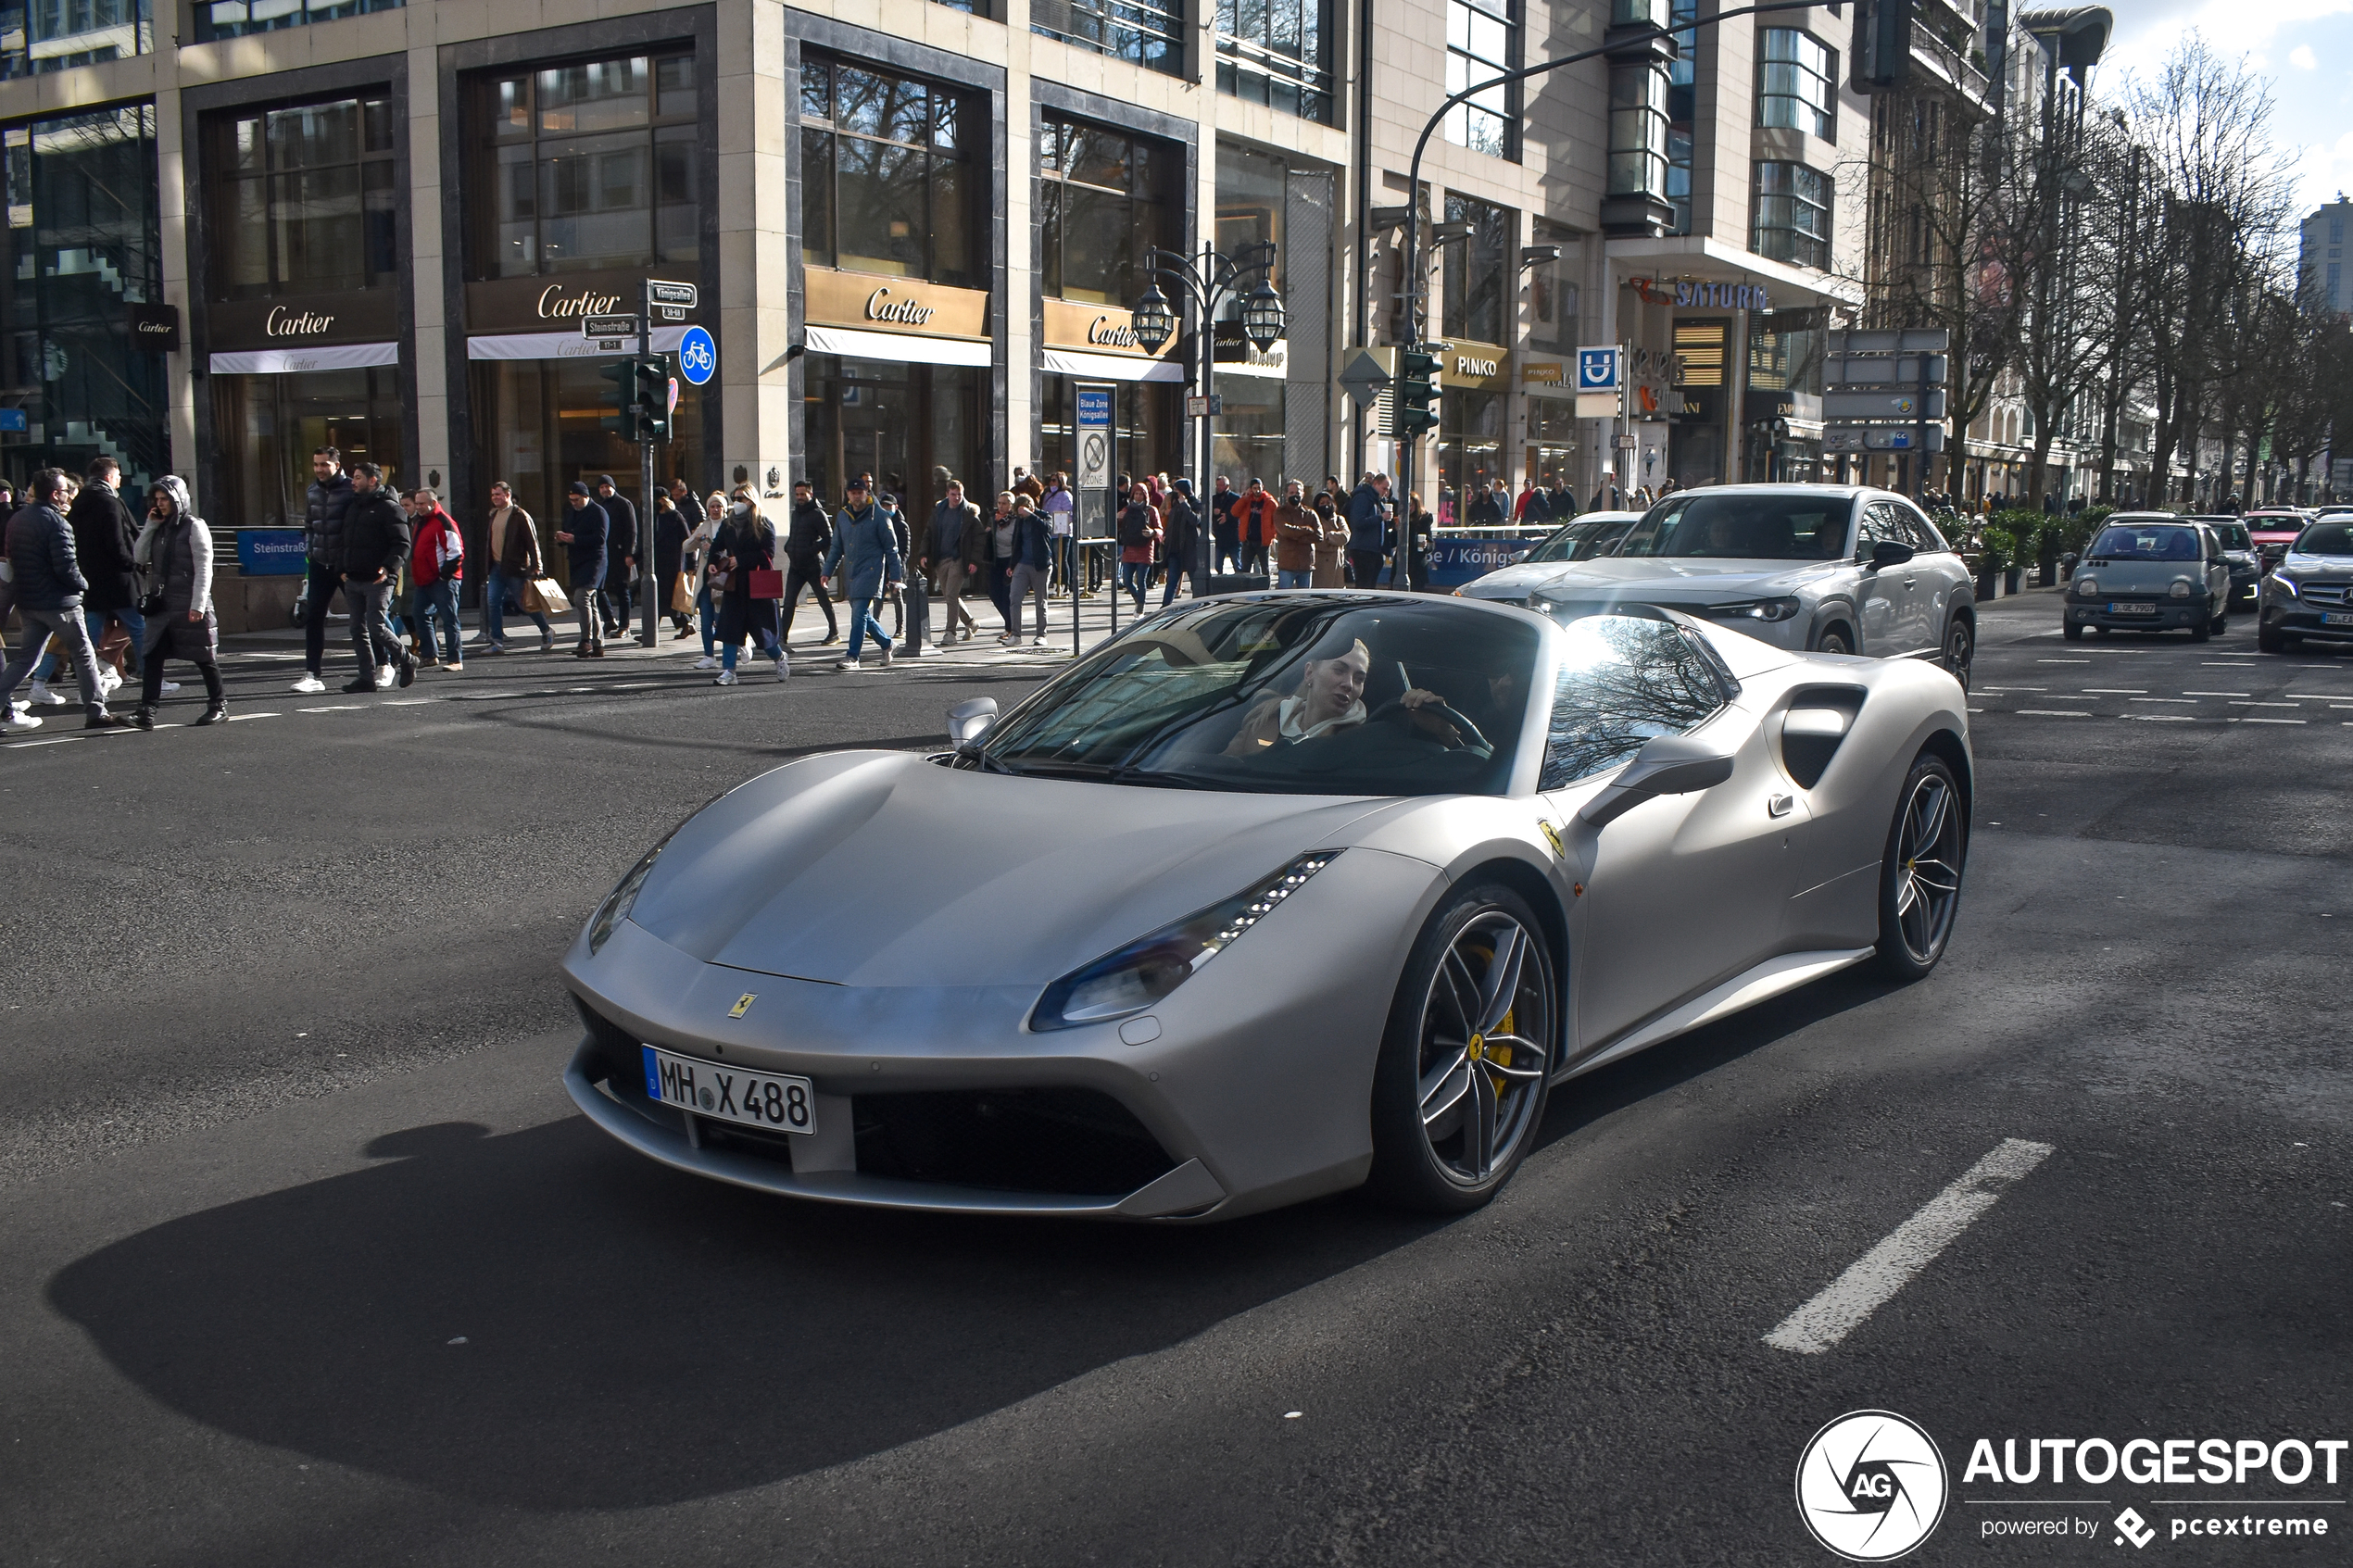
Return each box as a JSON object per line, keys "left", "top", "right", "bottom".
{"left": 990, "top": 759, "right": 1217, "bottom": 790}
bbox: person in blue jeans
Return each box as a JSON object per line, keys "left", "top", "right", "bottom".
{"left": 480, "top": 481, "right": 554, "bottom": 653}
{"left": 1115, "top": 483, "right": 1160, "bottom": 611}
{"left": 823, "top": 476, "right": 904, "bottom": 670}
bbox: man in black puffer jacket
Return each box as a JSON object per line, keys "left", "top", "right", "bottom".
{"left": 0, "top": 468, "right": 132, "bottom": 729}
{"left": 336, "top": 461, "right": 415, "bottom": 694}
{"left": 295, "top": 445, "right": 356, "bottom": 694}
{"left": 69, "top": 458, "right": 142, "bottom": 685}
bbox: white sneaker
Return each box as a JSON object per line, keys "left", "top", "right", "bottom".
{"left": 26, "top": 680, "right": 69, "bottom": 707}
{"left": 773, "top": 658, "right": 789, "bottom": 682}
{"left": 836, "top": 658, "right": 859, "bottom": 671}
{"left": 692, "top": 654, "right": 719, "bottom": 670}
{"left": 879, "top": 644, "right": 893, "bottom": 668}
{"left": 290, "top": 673, "right": 326, "bottom": 695}
{"left": 714, "top": 669, "right": 737, "bottom": 686}
{"left": 160, "top": 680, "right": 182, "bottom": 694}
{"left": 1, "top": 710, "right": 40, "bottom": 733}
{"left": 1031, "top": 636, "right": 1048, "bottom": 646}
{"left": 374, "top": 663, "right": 396, "bottom": 690}
{"left": 97, "top": 667, "right": 121, "bottom": 696}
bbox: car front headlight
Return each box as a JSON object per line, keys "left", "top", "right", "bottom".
{"left": 1030, "top": 852, "right": 1340, "bottom": 1031}
{"left": 2170, "top": 579, "right": 2194, "bottom": 598}
{"left": 585, "top": 818, "right": 696, "bottom": 955}
{"left": 2274, "top": 572, "right": 2300, "bottom": 597}
{"left": 2074, "top": 576, "right": 2098, "bottom": 597}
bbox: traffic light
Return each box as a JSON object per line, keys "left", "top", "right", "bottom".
{"left": 635, "top": 356, "right": 672, "bottom": 443}
{"left": 599, "top": 357, "right": 642, "bottom": 442}
{"left": 1851, "top": 0, "right": 1913, "bottom": 91}
{"left": 1395, "top": 343, "right": 1443, "bottom": 436}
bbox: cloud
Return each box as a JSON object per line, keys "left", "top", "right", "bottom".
{"left": 2102, "top": 0, "right": 2353, "bottom": 82}
{"left": 2289, "top": 43, "right": 2320, "bottom": 67}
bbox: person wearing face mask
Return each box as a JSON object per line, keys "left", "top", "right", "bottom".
{"left": 709, "top": 489, "right": 786, "bottom": 684}
{"left": 128, "top": 476, "right": 226, "bottom": 728}
{"left": 687, "top": 490, "right": 728, "bottom": 669}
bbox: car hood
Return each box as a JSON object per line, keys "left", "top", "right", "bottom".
{"left": 1457, "top": 561, "right": 1559, "bottom": 600}
{"left": 2277, "top": 552, "right": 2353, "bottom": 577}
{"left": 1523, "top": 556, "right": 1851, "bottom": 603}
{"left": 623, "top": 751, "right": 1403, "bottom": 987}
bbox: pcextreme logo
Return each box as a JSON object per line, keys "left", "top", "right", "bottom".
{"left": 1796, "top": 1410, "right": 1950, "bottom": 1562}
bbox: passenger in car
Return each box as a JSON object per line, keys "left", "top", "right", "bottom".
{"left": 1223, "top": 635, "right": 1453, "bottom": 753}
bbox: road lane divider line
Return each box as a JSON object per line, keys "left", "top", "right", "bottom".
{"left": 2229, "top": 700, "right": 2299, "bottom": 707}
{"left": 2129, "top": 697, "right": 2196, "bottom": 703}
{"left": 1765, "top": 1138, "right": 2056, "bottom": 1356}
{"left": 2120, "top": 714, "right": 2195, "bottom": 721}
{"left": 2183, "top": 691, "right": 2251, "bottom": 696}
{"left": 2036, "top": 659, "right": 2092, "bottom": 664}
{"left": 2015, "top": 709, "right": 2094, "bottom": 717}
{"left": 2081, "top": 688, "right": 2147, "bottom": 694}
{"left": 2233, "top": 717, "right": 2307, "bottom": 724}
{"left": 225, "top": 712, "right": 281, "bottom": 721}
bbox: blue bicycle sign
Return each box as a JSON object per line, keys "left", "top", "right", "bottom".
{"left": 677, "top": 326, "right": 717, "bottom": 386}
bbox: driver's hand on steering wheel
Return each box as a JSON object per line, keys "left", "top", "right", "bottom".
{"left": 1398, "top": 688, "right": 1464, "bottom": 745}
{"left": 1400, "top": 688, "right": 1442, "bottom": 709}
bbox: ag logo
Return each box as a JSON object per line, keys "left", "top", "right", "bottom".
{"left": 1794, "top": 1410, "right": 1948, "bottom": 1562}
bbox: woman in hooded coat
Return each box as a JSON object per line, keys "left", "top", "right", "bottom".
{"left": 131, "top": 475, "right": 225, "bottom": 727}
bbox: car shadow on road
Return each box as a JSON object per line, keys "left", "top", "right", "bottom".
{"left": 46, "top": 1116, "right": 1441, "bottom": 1512}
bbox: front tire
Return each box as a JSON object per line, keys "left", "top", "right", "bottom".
{"left": 1941, "top": 616, "right": 1974, "bottom": 690}
{"left": 2062, "top": 620, "right": 2084, "bottom": 642}
{"left": 1369, "top": 884, "right": 1555, "bottom": 1212}
{"left": 1874, "top": 754, "right": 1968, "bottom": 982}
{"left": 2258, "top": 618, "right": 2286, "bottom": 654}
{"left": 1816, "top": 627, "right": 1854, "bottom": 657}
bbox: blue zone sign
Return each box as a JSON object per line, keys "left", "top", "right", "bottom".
{"left": 236, "top": 528, "right": 308, "bottom": 576}
{"left": 1576, "top": 347, "right": 1621, "bottom": 392}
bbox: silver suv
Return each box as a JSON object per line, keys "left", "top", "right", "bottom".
{"left": 1509, "top": 485, "right": 1979, "bottom": 687}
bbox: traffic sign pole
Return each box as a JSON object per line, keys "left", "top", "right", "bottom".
{"left": 638, "top": 283, "right": 659, "bottom": 648}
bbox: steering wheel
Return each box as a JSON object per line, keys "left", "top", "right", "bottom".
{"left": 1366, "top": 693, "right": 1490, "bottom": 752}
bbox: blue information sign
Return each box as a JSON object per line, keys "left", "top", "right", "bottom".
{"left": 0, "top": 409, "right": 26, "bottom": 433}
{"left": 1576, "top": 346, "right": 1621, "bottom": 392}
{"left": 676, "top": 325, "right": 717, "bottom": 386}
{"left": 236, "top": 528, "right": 308, "bottom": 576}
{"left": 1427, "top": 530, "right": 1554, "bottom": 590}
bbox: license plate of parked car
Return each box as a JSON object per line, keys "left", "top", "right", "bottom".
{"left": 2323, "top": 612, "right": 2353, "bottom": 627}
{"left": 2107, "top": 602, "right": 2157, "bottom": 615}
{"left": 642, "top": 1044, "right": 814, "bottom": 1135}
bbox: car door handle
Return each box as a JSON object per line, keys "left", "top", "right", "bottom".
{"left": 1768, "top": 793, "right": 1794, "bottom": 818}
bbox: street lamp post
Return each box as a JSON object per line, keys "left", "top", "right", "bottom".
{"left": 1129, "top": 241, "right": 1283, "bottom": 598}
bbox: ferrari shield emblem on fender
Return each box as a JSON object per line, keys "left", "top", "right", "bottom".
{"left": 1538, "top": 820, "right": 1566, "bottom": 859}
{"left": 729, "top": 993, "right": 757, "bottom": 1018}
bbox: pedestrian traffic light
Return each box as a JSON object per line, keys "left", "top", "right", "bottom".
{"left": 634, "top": 356, "right": 672, "bottom": 444}
{"left": 1851, "top": 0, "right": 1913, "bottom": 90}
{"left": 599, "top": 357, "right": 642, "bottom": 442}
{"left": 1395, "top": 343, "right": 1443, "bottom": 436}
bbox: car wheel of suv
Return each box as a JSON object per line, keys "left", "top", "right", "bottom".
{"left": 2258, "top": 619, "right": 2284, "bottom": 654}
{"left": 1941, "top": 617, "right": 1974, "bottom": 689}
{"left": 2062, "top": 621, "right": 2084, "bottom": 642}
{"left": 1875, "top": 753, "right": 1968, "bottom": 983}
{"left": 1816, "top": 628, "right": 1853, "bottom": 657}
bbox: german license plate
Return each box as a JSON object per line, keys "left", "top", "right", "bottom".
{"left": 2323, "top": 612, "right": 2353, "bottom": 627}
{"left": 642, "top": 1044, "right": 814, "bottom": 1135}
{"left": 2107, "top": 602, "right": 2157, "bottom": 616}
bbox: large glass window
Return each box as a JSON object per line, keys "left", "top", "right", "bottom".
{"left": 799, "top": 355, "right": 975, "bottom": 523}
{"left": 1754, "top": 161, "right": 1831, "bottom": 270}
{"left": 1031, "top": 0, "right": 1181, "bottom": 77}
{"left": 1444, "top": 0, "right": 1516, "bottom": 158}
{"left": 0, "top": 106, "right": 168, "bottom": 494}
{"left": 1527, "top": 226, "right": 1579, "bottom": 353}
{"left": 1041, "top": 376, "right": 1175, "bottom": 495}
{"left": 1217, "top": 0, "right": 1334, "bottom": 124}
{"left": 1040, "top": 118, "right": 1176, "bottom": 307}
{"left": 195, "top": 0, "right": 400, "bottom": 44}
{"left": 469, "top": 52, "right": 698, "bottom": 279}
{"left": 1758, "top": 30, "right": 1835, "bottom": 138}
{"left": 209, "top": 96, "right": 398, "bottom": 299}
{"left": 1666, "top": 0, "right": 1695, "bottom": 233}
{"left": 1616, "top": 491, "right": 1854, "bottom": 559}
{"left": 211, "top": 368, "right": 403, "bottom": 531}
{"left": 0, "top": 0, "right": 150, "bottom": 78}
{"left": 799, "top": 56, "right": 977, "bottom": 288}
{"left": 1608, "top": 63, "right": 1668, "bottom": 199}
{"left": 1538, "top": 614, "right": 1730, "bottom": 789}
{"left": 1441, "top": 193, "right": 1514, "bottom": 346}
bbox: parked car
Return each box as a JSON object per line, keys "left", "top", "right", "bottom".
{"left": 1453, "top": 511, "right": 1644, "bottom": 604}
{"left": 2256, "top": 516, "right": 2353, "bottom": 653}
{"left": 2184, "top": 515, "right": 2262, "bottom": 607}
{"left": 2244, "top": 508, "right": 2312, "bottom": 571}
{"left": 1488, "top": 485, "right": 1979, "bottom": 688}
{"left": 2063, "top": 515, "right": 2232, "bottom": 642}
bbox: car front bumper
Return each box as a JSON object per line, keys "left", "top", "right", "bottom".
{"left": 558, "top": 846, "right": 1443, "bottom": 1222}
{"left": 2065, "top": 597, "right": 2209, "bottom": 631}
{"left": 2260, "top": 603, "right": 2353, "bottom": 643}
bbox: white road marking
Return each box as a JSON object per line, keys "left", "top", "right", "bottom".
{"left": 2129, "top": 697, "right": 2196, "bottom": 703}
{"left": 2081, "top": 688, "right": 2147, "bottom": 694}
{"left": 2121, "top": 714, "right": 2195, "bottom": 721}
{"left": 2183, "top": 691, "right": 2251, "bottom": 696}
{"left": 225, "top": 712, "right": 280, "bottom": 721}
{"left": 382, "top": 698, "right": 434, "bottom": 706}
{"left": 1764, "top": 1138, "right": 2056, "bottom": 1355}
{"left": 2015, "top": 709, "right": 2093, "bottom": 717}
{"left": 2230, "top": 700, "right": 2299, "bottom": 707}
{"left": 2233, "top": 717, "right": 2308, "bottom": 724}
{"left": 2037, "top": 659, "right": 2092, "bottom": 664}
{"left": 294, "top": 705, "right": 367, "bottom": 713}
{"left": 4, "top": 735, "right": 81, "bottom": 747}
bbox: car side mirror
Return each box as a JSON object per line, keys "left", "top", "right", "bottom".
{"left": 1869, "top": 540, "right": 1915, "bottom": 571}
{"left": 947, "top": 696, "right": 998, "bottom": 749}
{"left": 1579, "top": 734, "right": 1738, "bottom": 831}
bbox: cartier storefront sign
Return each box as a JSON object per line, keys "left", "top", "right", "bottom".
{"left": 207, "top": 291, "right": 397, "bottom": 351}
{"left": 463, "top": 271, "right": 673, "bottom": 334}
{"left": 802, "top": 268, "right": 989, "bottom": 341}
{"left": 1041, "top": 299, "right": 1175, "bottom": 361}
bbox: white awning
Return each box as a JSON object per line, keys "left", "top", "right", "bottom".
{"left": 802, "top": 324, "right": 992, "bottom": 367}
{"left": 1040, "top": 346, "right": 1186, "bottom": 383}
{"left": 468, "top": 326, "right": 690, "bottom": 361}
{"left": 210, "top": 342, "right": 398, "bottom": 375}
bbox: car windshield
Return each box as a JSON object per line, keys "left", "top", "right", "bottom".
{"left": 2293, "top": 522, "right": 2353, "bottom": 556}
{"left": 1615, "top": 494, "right": 1852, "bottom": 560}
{"left": 975, "top": 597, "right": 1538, "bottom": 797}
{"left": 1524, "top": 517, "right": 1636, "bottom": 563}
{"left": 2208, "top": 523, "right": 2250, "bottom": 550}
{"left": 2089, "top": 524, "right": 2200, "bottom": 560}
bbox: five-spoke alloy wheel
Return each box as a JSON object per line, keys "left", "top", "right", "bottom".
{"left": 1371, "top": 884, "right": 1555, "bottom": 1211}
{"left": 1874, "top": 754, "right": 1968, "bottom": 980}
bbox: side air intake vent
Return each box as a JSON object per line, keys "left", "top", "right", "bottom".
{"left": 1779, "top": 685, "right": 1867, "bottom": 790}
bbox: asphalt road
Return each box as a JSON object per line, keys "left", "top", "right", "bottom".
{"left": 2, "top": 594, "right": 2345, "bottom": 1567}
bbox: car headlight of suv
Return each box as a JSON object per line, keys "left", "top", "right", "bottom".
{"left": 2170, "top": 579, "right": 2194, "bottom": 599}
{"left": 2073, "top": 576, "right": 2098, "bottom": 598}
{"left": 2272, "top": 572, "right": 2299, "bottom": 597}
{"left": 1715, "top": 596, "right": 1802, "bottom": 621}
{"left": 1031, "top": 852, "right": 1340, "bottom": 1031}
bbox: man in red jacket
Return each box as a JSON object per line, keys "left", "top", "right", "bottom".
{"left": 407, "top": 487, "right": 466, "bottom": 672}
{"left": 1232, "top": 478, "right": 1279, "bottom": 578}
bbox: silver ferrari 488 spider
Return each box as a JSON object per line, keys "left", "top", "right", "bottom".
{"left": 562, "top": 593, "right": 1970, "bottom": 1221}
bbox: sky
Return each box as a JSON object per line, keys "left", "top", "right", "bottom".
{"left": 2098, "top": 0, "right": 2353, "bottom": 220}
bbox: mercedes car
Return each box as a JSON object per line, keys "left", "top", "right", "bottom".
{"left": 2257, "top": 516, "right": 2353, "bottom": 653}
{"left": 560, "top": 594, "right": 1971, "bottom": 1223}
